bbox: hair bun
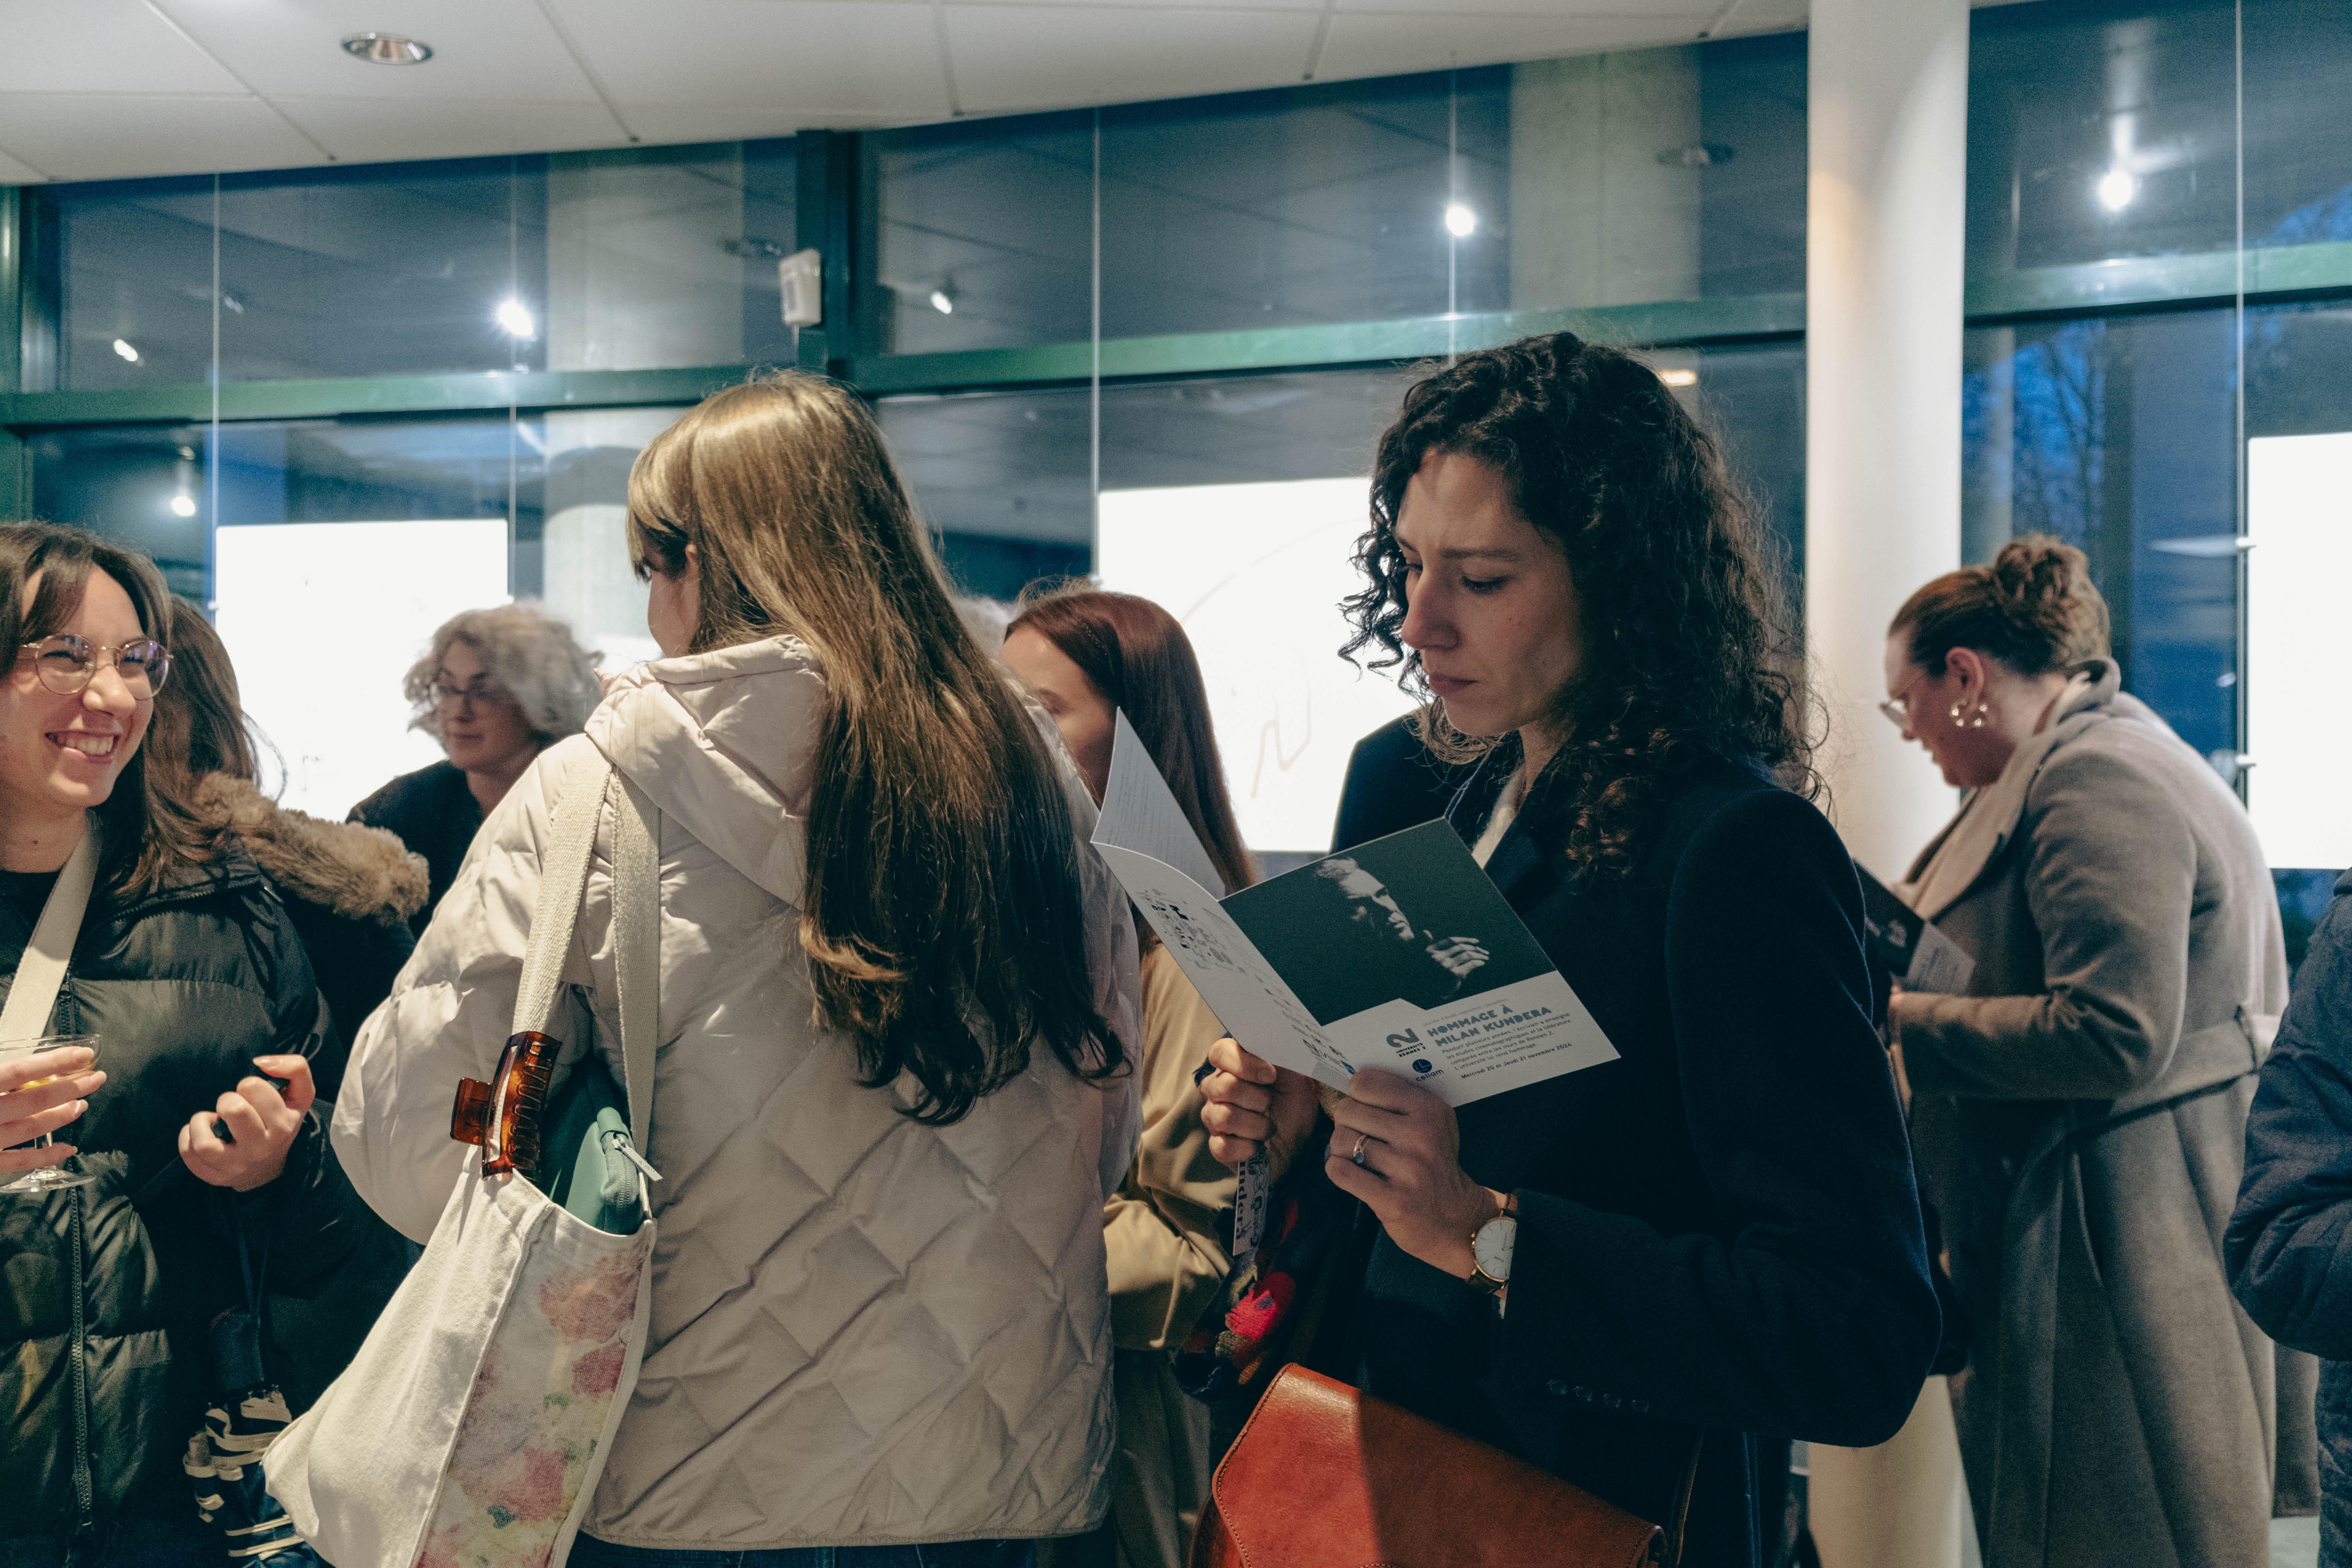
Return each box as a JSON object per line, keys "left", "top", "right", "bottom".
{"left": 1991, "top": 535, "right": 2086, "bottom": 607}
{"left": 1893, "top": 533, "right": 2111, "bottom": 675}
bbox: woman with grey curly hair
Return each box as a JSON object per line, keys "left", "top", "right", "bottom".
{"left": 348, "top": 603, "right": 601, "bottom": 934}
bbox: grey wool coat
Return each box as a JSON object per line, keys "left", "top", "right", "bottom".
{"left": 1893, "top": 659, "right": 2315, "bottom": 1567}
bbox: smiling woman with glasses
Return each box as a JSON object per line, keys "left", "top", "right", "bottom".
{"left": 0, "top": 522, "right": 376, "bottom": 1567}
{"left": 348, "top": 602, "right": 602, "bottom": 935}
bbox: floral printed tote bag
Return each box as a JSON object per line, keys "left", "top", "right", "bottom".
{"left": 268, "top": 759, "right": 663, "bottom": 1568}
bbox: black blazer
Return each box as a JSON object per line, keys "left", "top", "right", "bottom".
{"left": 1332, "top": 714, "right": 1465, "bottom": 852}
{"left": 1313, "top": 751, "right": 1939, "bottom": 1567}
{"left": 349, "top": 760, "right": 482, "bottom": 937}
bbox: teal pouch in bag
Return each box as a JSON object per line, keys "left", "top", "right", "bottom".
{"left": 536, "top": 1057, "right": 646, "bottom": 1235}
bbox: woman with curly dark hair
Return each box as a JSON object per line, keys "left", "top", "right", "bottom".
{"left": 1198, "top": 333, "right": 1940, "bottom": 1566}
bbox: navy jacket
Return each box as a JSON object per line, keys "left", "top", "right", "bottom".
{"left": 1312, "top": 750, "right": 1940, "bottom": 1568}
{"left": 2229, "top": 868, "right": 2352, "bottom": 1562}
{"left": 1332, "top": 714, "right": 1465, "bottom": 853}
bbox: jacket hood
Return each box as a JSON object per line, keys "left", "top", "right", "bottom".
{"left": 193, "top": 773, "right": 429, "bottom": 928}
{"left": 586, "top": 638, "right": 826, "bottom": 907}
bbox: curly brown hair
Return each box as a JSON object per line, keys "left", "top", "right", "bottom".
{"left": 1343, "top": 332, "right": 1816, "bottom": 879}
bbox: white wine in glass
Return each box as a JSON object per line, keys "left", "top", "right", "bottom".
{"left": 0, "top": 1035, "right": 100, "bottom": 1194}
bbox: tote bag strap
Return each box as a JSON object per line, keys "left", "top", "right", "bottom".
{"left": 508, "top": 758, "right": 663, "bottom": 1144}
{"left": 608, "top": 772, "right": 660, "bottom": 1143}
{"left": 0, "top": 822, "right": 99, "bottom": 1043}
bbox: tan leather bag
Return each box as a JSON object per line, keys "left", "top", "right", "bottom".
{"left": 1188, "top": 1364, "right": 1666, "bottom": 1568}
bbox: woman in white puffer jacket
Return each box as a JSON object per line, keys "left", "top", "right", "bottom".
{"left": 333, "top": 374, "right": 1141, "bottom": 1566}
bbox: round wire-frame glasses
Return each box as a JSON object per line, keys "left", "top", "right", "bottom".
{"left": 17, "top": 635, "right": 172, "bottom": 699}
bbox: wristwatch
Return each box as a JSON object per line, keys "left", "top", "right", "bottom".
{"left": 1468, "top": 1192, "right": 1519, "bottom": 1295}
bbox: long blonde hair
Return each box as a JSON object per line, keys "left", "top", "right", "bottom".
{"left": 626, "top": 374, "right": 1123, "bottom": 1122}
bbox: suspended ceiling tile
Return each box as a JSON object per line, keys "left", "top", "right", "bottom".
{"left": 0, "top": 95, "right": 325, "bottom": 181}
{"left": 550, "top": 0, "right": 952, "bottom": 122}
{"left": 942, "top": 0, "right": 1321, "bottom": 9}
{"left": 943, "top": 7, "right": 1323, "bottom": 115}
{"left": 1710, "top": 0, "right": 1810, "bottom": 32}
{"left": 1330, "top": 0, "right": 1713, "bottom": 15}
{"left": 617, "top": 103, "right": 896, "bottom": 144}
{"left": 158, "top": 0, "right": 607, "bottom": 103}
{"left": 271, "top": 97, "right": 629, "bottom": 164}
{"left": 0, "top": 144, "right": 51, "bottom": 182}
{"left": 1312, "top": 11, "right": 1701, "bottom": 82}
{"left": 0, "top": 0, "right": 250, "bottom": 93}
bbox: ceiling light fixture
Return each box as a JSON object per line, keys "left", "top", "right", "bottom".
{"left": 2096, "top": 167, "right": 2138, "bottom": 212}
{"left": 929, "top": 282, "right": 957, "bottom": 315}
{"left": 343, "top": 32, "right": 433, "bottom": 65}
{"left": 494, "top": 299, "right": 536, "bottom": 340}
{"left": 1658, "top": 368, "right": 1698, "bottom": 388}
{"left": 113, "top": 338, "right": 140, "bottom": 363}
{"left": 1444, "top": 203, "right": 1478, "bottom": 238}
{"left": 170, "top": 495, "right": 197, "bottom": 518}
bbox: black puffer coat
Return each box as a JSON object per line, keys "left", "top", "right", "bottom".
{"left": 0, "top": 843, "right": 371, "bottom": 1541}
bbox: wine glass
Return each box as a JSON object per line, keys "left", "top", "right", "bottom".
{"left": 0, "top": 1035, "right": 101, "bottom": 1194}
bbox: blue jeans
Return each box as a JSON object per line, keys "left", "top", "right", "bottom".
{"left": 570, "top": 1537, "right": 1037, "bottom": 1568}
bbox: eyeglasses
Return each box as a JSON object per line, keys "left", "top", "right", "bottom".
{"left": 1878, "top": 668, "right": 1928, "bottom": 732}
{"left": 17, "top": 635, "right": 171, "bottom": 699}
{"left": 433, "top": 676, "right": 511, "bottom": 710}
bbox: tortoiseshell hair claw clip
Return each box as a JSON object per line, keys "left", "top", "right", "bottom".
{"left": 450, "top": 1031, "right": 560, "bottom": 1177}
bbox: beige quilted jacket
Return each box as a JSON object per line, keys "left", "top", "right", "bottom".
{"left": 333, "top": 636, "right": 1142, "bottom": 1549}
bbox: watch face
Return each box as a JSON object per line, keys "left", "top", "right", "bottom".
{"left": 1473, "top": 1215, "right": 1517, "bottom": 1281}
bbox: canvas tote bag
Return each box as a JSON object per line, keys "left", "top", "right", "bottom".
{"left": 268, "top": 758, "right": 663, "bottom": 1568}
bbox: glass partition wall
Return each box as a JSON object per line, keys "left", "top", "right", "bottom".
{"left": 6, "top": 0, "right": 2351, "bottom": 863}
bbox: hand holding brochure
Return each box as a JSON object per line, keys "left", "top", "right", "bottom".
{"left": 1091, "top": 712, "right": 1619, "bottom": 1109}
{"left": 1856, "top": 866, "right": 1976, "bottom": 995}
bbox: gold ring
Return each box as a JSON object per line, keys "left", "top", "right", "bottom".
{"left": 1351, "top": 1133, "right": 1369, "bottom": 1167}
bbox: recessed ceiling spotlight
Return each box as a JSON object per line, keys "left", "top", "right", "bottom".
{"left": 494, "top": 298, "right": 536, "bottom": 339}
{"left": 2096, "top": 167, "right": 2137, "bottom": 212}
{"left": 1658, "top": 368, "right": 1698, "bottom": 387}
{"left": 112, "top": 338, "right": 139, "bottom": 362}
{"left": 169, "top": 495, "right": 198, "bottom": 518}
{"left": 342, "top": 32, "right": 433, "bottom": 65}
{"left": 929, "top": 289, "right": 955, "bottom": 315}
{"left": 1444, "top": 203, "right": 1478, "bottom": 238}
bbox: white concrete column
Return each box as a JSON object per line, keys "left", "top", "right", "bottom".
{"left": 1804, "top": 0, "right": 1970, "bottom": 882}
{"left": 1806, "top": 11, "right": 1971, "bottom": 1562}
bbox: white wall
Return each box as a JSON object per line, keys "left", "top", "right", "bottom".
{"left": 2248, "top": 432, "right": 2352, "bottom": 870}
{"left": 213, "top": 519, "right": 511, "bottom": 819}
{"left": 1097, "top": 478, "right": 1415, "bottom": 855}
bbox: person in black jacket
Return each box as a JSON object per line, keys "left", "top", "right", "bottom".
{"left": 1197, "top": 335, "right": 1939, "bottom": 1568}
{"left": 348, "top": 603, "right": 602, "bottom": 935}
{"left": 149, "top": 600, "right": 427, "bottom": 1063}
{"left": 0, "top": 523, "right": 369, "bottom": 1565}
{"left": 2232, "top": 870, "right": 2352, "bottom": 1567}
{"left": 1332, "top": 713, "right": 1464, "bottom": 852}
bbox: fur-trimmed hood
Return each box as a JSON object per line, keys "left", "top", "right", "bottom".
{"left": 194, "top": 773, "right": 429, "bottom": 930}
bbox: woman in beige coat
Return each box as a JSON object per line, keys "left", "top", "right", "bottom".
{"left": 1001, "top": 588, "right": 1248, "bottom": 1568}
{"left": 1882, "top": 536, "right": 2308, "bottom": 1567}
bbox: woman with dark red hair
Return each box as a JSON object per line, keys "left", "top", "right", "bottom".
{"left": 1003, "top": 586, "right": 1254, "bottom": 1568}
